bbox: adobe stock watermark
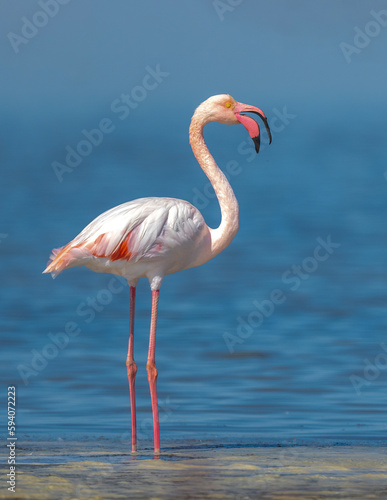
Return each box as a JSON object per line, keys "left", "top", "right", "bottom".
{"left": 223, "top": 236, "right": 340, "bottom": 353}
{"left": 7, "top": 0, "right": 71, "bottom": 54}
{"left": 192, "top": 105, "right": 296, "bottom": 210}
{"left": 340, "top": 9, "right": 387, "bottom": 63}
{"left": 17, "top": 275, "right": 128, "bottom": 385}
{"left": 213, "top": 0, "right": 244, "bottom": 22}
{"left": 350, "top": 343, "right": 387, "bottom": 396}
{"left": 51, "top": 64, "right": 169, "bottom": 183}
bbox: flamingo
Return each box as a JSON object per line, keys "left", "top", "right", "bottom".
{"left": 43, "top": 94, "right": 272, "bottom": 454}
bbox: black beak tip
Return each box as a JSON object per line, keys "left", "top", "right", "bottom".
{"left": 253, "top": 136, "right": 260, "bottom": 154}
{"left": 263, "top": 118, "right": 272, "bottom": 144}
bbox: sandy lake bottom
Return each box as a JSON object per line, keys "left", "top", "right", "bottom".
{"left": 1, "top": 439, "right": 387, "bottom": 500}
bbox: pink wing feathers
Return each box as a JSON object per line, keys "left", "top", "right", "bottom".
{"left": 44, "top": 197, "right": 204, "bottom": 278}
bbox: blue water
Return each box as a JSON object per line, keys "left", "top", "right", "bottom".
{"left": 1, "top": 105, "right": 387, "bottom": 446}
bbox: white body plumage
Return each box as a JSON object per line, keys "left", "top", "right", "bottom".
{"left": 49, "top": 197, "right": 211, "bottom": 290}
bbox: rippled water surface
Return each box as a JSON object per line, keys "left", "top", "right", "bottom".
{"left": 1, "top": 113, "right": 387, "bottom": 446}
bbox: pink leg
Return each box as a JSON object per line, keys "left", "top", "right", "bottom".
{"left": 126, "top": 286, "right": 137, "bottom": 452}
{"left": 147, "top": 289, "right": 160, "bottom": 454}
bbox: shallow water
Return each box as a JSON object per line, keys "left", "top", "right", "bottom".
{"left": 1, "top": 112, "right": 387, "bottom": 448}
{"left": 1, "top": 440, "right": 387, "bottom": 499}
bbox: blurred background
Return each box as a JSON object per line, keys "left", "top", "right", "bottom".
{"left": 1, "top": 0, "right": 386, "bottom": 444}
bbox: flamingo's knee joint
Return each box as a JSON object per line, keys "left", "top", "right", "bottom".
{"left": 146, "top": 362, "right": 158, "bottom": 382}
{"left": 126, "top": 359, "right": 137, "bottom": 379}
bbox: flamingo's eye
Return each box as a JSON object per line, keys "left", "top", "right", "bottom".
{"left": 225, "top": 102, "right": 232, "bottom": 108}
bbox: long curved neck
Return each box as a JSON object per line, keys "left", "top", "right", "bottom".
{"left": 189, "top": 113, "right": 240, "bottom": 259}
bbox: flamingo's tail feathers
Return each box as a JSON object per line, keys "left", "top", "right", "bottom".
{"left": 43, "top": 243, "right": 85, "bottom": 278}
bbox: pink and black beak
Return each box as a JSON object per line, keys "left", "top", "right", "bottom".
{"left": 235, "top": 103, "right": 272, "bottom": 154}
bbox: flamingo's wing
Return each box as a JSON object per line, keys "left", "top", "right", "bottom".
{"left": 44, "top": 197, "right": 204, "bottom": 277}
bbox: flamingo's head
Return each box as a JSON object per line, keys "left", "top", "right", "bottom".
{"left": 195, "top": 94, "right": 272, "bottom": 153}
